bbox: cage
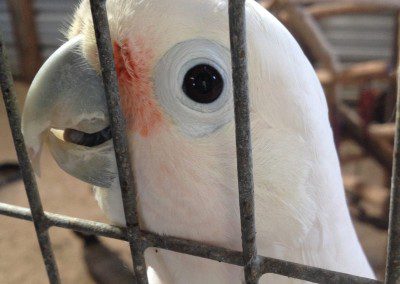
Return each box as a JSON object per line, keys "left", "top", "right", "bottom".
{"left": 0, "top": 0, "right": 399, "bottom": 283}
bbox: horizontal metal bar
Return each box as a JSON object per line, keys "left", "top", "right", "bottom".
{"left": 259, "top": 257, "right": 379, "bottom": 284}
{"left": 228, "top": 0, "right": 258, "bottom": 282}
{"left": 143, "top": 230, "right": 244, "bottom": 267}
{"left": 88, "top": 0, "right": 147, "bottom": 283}
{"left": 0, "top": 202, "right": 380, "bottom": 284}
{"left": 0, "top": 202, "right": 127, "bottom": 240}
{"left": 0, "top": 30, "right": 60, "bottom": 283}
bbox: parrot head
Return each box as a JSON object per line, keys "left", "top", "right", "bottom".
{"left": 22, "top": 0, "right": 332, "bottom": 249}
{"left": 22, "top": 0, "right": 243, "bottom": 228}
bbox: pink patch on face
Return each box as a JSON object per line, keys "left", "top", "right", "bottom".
{"left": 113, "top": 37, "right": 163, "bottom": 137}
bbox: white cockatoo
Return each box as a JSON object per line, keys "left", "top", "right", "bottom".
{"left": 22, "top": 0, "right": 375, "bottom": 283}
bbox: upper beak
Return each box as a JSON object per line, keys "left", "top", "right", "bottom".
{"left": 22, "top": 36, "right": 118, "bottom": 187}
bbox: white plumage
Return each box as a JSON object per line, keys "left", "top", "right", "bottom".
{"left": 22, "top": 0, "right": 374, "bottom": 283}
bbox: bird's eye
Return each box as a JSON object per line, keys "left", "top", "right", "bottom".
{"left": 182, "top": 64, "right": 224, "bottom": 104}
{"left": 63, "top": 127, "right": 112, "bottom": 147}
{"left": 154, "top": 39, "right": 233, "bottom": 137}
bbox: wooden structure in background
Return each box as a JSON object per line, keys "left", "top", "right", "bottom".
{"left": 7, "top": 0, "right": 41, "bottom": 82}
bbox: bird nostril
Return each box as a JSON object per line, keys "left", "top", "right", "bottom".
{"left": 50, "top": 126, "right": 112, "bottom": 147}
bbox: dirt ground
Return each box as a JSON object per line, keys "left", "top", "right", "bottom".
{"left": 0, "top": 82, "right": 389, "bottom": 283}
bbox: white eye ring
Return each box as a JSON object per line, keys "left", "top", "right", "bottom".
{"left": 154, "top": 39, "right": 234, "bottom": 138}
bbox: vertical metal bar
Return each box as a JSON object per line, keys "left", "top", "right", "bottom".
{"left": 385, "top": 17, "right": 400, "bottom": 284}
{"left": 88, "top": 1, "right": 148, "bottom": 283}
{"left": 0, "top": 31, "right": 60, "bottom": 283}
{"left": 228, "top": 1, "right": 259, "bottom": 283}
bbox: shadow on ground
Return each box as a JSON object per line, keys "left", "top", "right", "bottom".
{"left": 74, "top": 232, "right": 135, "bottom": 284}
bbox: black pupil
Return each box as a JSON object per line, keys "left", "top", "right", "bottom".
{"left": 182, "top": 64, "right": 223, "bottom": 104}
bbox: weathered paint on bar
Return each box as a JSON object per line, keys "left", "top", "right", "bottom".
{"left": 385, "top": 33, "right": 400, "bottom": 284}
{"left": 228, "top": 0, "right": 259, "bottom": 282}
{"left": 88, "top": 0, "right": 148, "bottom": 283}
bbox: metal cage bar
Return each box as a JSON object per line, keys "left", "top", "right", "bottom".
{"left": 88, "top": 1, "right": 148, "bottom": 282}
{"left": 385, "top": 46, "right": 400, "bottom": 284}
{"left": 0, "top": 0, "right": 399, "bottom": 283}
{"left": 229, "top": 0, "right": 259, "bottom": 283}
{"left": 0, "top": 32, "right": 60, "bottom": 284}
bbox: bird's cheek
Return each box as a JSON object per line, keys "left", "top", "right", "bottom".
{"left": 113, "top": 38, "right": 164, "bottom": 137}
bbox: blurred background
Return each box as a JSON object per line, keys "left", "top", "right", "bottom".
{"left": 0, "top": 0, "right": 399, "bottom": 283}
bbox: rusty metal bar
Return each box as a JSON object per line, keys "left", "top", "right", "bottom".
{"left": 385, "top": 42, "right": 400, "bottom": 283}
{"left": 88, "top": 0, "right": 148, "bottom": 283}
{"left": 0, "top": 202, "right": 380, "bottom": 284}
{"left": 0, "top": 202, "right": 127, "bottom": 241}
{"left": 259, "top": 257, "right": 379, "bottom": 284}
{"left": 0, "top": 31, "right": 60, "bottom": 283}
{"left": 228, "top": 0, "right": 259, "bottom": 283}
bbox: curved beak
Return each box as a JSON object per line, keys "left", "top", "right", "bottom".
{"left": 22, "top": 36, "right": 117, "bottom": 187}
